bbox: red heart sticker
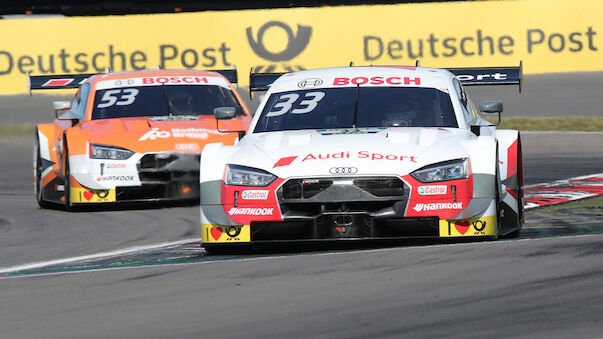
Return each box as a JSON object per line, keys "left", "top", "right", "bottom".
{"left": 454, "top": 221, "right": 470, "bottom": 235}
{"left": 210, "top": 227, "right": 223, "bottom": 241}
{"left": 83, "top": 191, "right": 94, "bottom": 201}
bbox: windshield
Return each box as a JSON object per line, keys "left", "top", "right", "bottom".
{"left": 254, "top": 87, "right": 457, "bottom": 133}
{"left": 91, "top": 84, "right": 245, "bottom": 120}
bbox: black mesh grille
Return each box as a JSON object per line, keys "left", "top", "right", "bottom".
{"left": 139, "top": 153, "right": 179, "bottom": 169}
{"left": 281, "top": 179, "right": 333, "bottom": 199}
{"left": 353, "top": 178, "right": 404, "bottom": 197}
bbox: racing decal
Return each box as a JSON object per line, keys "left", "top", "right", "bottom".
{"left": 96, "top": 175, "right": 136, "bottom": 182}
{"left": 333, "top": 76, "right": 421, "bottom": 86}
{"left": 142, "top": 76, "right": 208, "bottom": 84}
{"left": 95, "top": 76, "right": 230, "bottom": 90}
{"left": 139, "top": 127, "right": 221, "bottom": 141}
{"left": 228, "top": 207, "right": 274, "bottom": 216}
{"left": 96, "top": 88, "right": 140, "bottom": 108}
{"left": 524, "top": 173, "right": 603, "bottom": 209}
{"left": 266, "top": 91, "right": 325, "bottom": 117}
{"left": 174, "top": 143, "right": 201, "bottom": 152}
{"left": 297, "top": 78, "right": 323, "bottom": 88}
{"left": 403, "top": 174, "right": 473, "bottom": 220}
{"left": 273, "top": 156, "right": 297, "bottom": 168}
{"left": 42, "top": 78, "right": 74, "bottom": 87}
{"left": 100, "top": 163, "right": 128, "bottom": 175}
{"left": 417, "top": 185, "right": 447, "bottom": 195}
{"left": 272, "top": 151, "right": 417, "bottom": 168}
{"left": 70, "top": 186, "right": 116, "bottom": 203}
{"left": 241, "top": 190, "right": 269, "bottom": 200}
{"left": 201, "top": 224, "right": 251, "bottom": 243}
{"left": 220, "top": 178, "right": 285, "bottom": 224}
{"left": 439, "top": 215, "right": 497, "bottom": 237}
{"left": 302, "top": 151, "right": 416, "bottom": 162}
{"left": 505, "top": 138, "right": 519, "bottom": 199}
{"left": 412, "top": 202, "right": 462, "bottom": 212}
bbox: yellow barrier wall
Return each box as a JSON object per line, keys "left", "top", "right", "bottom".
{"left": 1, "top": 0, "right": 602, "bottom": 94}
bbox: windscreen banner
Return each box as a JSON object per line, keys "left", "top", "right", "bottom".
{"left": 1, "top": 0, "right": 602, "bottom": 94}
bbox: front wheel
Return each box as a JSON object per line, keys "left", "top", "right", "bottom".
{"left": 34, "top": 134, "right": 52, "bottom": 209}
{"left": 64, "top": 146, "right": 75, "bottom": 211}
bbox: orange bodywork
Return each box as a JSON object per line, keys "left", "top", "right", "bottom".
{"left": 34, "top": 69, "right": 251, "bottom": 207}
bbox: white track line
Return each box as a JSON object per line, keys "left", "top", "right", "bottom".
{"left": 0, "top": 237, "right": 201, "bottom": 274}
{"left": 4, "top": 233, "right": 603, "bottom": 280}
{"left": 3, "top": 173, "right": 602, "bottom": 275}
{"left": 523, "top": 172, "right": 603, "bottom": 189}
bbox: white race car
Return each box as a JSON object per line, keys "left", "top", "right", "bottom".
{"left": 200, "top": 64, "right": 523, "bottom": 252}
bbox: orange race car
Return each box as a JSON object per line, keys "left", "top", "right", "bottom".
{"left": 30, "top": 68, "right": 251, "bottom": 210}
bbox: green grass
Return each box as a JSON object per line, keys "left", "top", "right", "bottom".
{"left": 497, "top": 117, "right": 603, "bottom": 132}
{"left": 0, "top": 123, "right": 35, "bottom": 137}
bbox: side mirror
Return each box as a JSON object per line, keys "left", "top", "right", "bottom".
{"left": 472, "top": 100, "right": 503, "bottom": 136}
{"left": 53, "top": 101, "right": 71, "bottom": 119}
{"left": 213, "top": 106, "right": 245, "bottom": 139}
{"left": 54, "top": 101, "right": 79, "bottom": 126}
{"left": 214, "top": 106, "right": 237, "bottom": 120}
{"left": 53, "top": 101, "right": 71, "bottom": 111}
{"left": 479, "top": 100, "right": 503, "bottom": 114}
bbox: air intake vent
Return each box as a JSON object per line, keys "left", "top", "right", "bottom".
{"left": 139, "top": 153, "right": 179, "bottom": 169}
{"left": 353, "top": 178, "right": 404, "bottom": 197}
{"left": 281, "top": 179, "right": 333, "bottom": 199}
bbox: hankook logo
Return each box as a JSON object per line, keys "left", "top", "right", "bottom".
{"left": 246, "top": 21, "right": 312, "bottom": 62}
{"left": 329, "top": 167, "right": 358, "bottom": 175}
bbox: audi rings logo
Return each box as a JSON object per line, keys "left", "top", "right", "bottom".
{"left": 298, "top": 78, "right": 323, "bottom": 88}
{"left": 246, "top": 21, "right": 312, "bottom": 62}
{"left": 329, "top": 167, "right": 358, "bottom": 175}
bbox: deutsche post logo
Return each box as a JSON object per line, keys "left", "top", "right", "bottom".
{"left": 246, "top": 21, "right": 312, "bottom": 72}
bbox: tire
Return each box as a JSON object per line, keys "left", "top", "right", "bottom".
{"left": 64, "top": 144, "right": 75, "bottom": 211}
{"left": 503, "top": 160, "right": 522, "bottom": 239}
{"left": 34, "top": 134, "right": 52, "bottom": 209}
{"left": 493, "top": 150, "right": 501, "bottom": 240}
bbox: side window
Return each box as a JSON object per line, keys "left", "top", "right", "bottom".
{"left": 67, "top": 84, "right": 90, "bottom": 121}
{"left": 453, "top": 78, "right": 475, "bottom": 126}
{"left": 76, "top": 84, "right": 90, "bottom": 120}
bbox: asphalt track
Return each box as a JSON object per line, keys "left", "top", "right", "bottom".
{"left": 0, "top": 72, "right": 602, "bottom": 338}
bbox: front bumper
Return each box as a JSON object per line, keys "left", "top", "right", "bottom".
{"left": 70, "top": 152, "right": 200, "bottom": 204}
{"left": 202, "top": 175, "right": 497, "bottom": 244}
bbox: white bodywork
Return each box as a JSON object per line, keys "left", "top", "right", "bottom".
{"left": 200, "top": 66, "right": 522, "bottom": 244}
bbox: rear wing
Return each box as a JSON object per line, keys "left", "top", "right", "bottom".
{"left": 27, "top": 72, "right": 96, "bottom": 95}
{"left": 249, "top": 62, "right": 523, "bottom": 98}
{"left": 448, "top": 61, "right": 522, "bottom": 92}
{"left": 27, "top": 67, "right": 240, "bottom": 95}
{"left": 249, "top": 70, "right": 286, "bottom": 99}
{"left": 212, "top": 67, "right": 238, "bottom": 85}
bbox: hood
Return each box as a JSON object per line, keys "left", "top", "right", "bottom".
{"left": 80, "top": 116, "right": 245, "bottom": 153}
{"left": 231, "top": 128, "right": 477, "bottom": 178}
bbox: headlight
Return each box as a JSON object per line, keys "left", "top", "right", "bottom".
{"left": 90, "top": 144, "right": 134, "bottom": 160}
{"left": 411, "top": 158, "right": 469, "bottom": 183}
{"left": 225, "top": 165, "right": 277, "bottom": 186}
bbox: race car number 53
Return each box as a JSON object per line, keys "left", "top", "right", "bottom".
{"left": 97, "top": 88, "right": 140, "bottom": 108}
